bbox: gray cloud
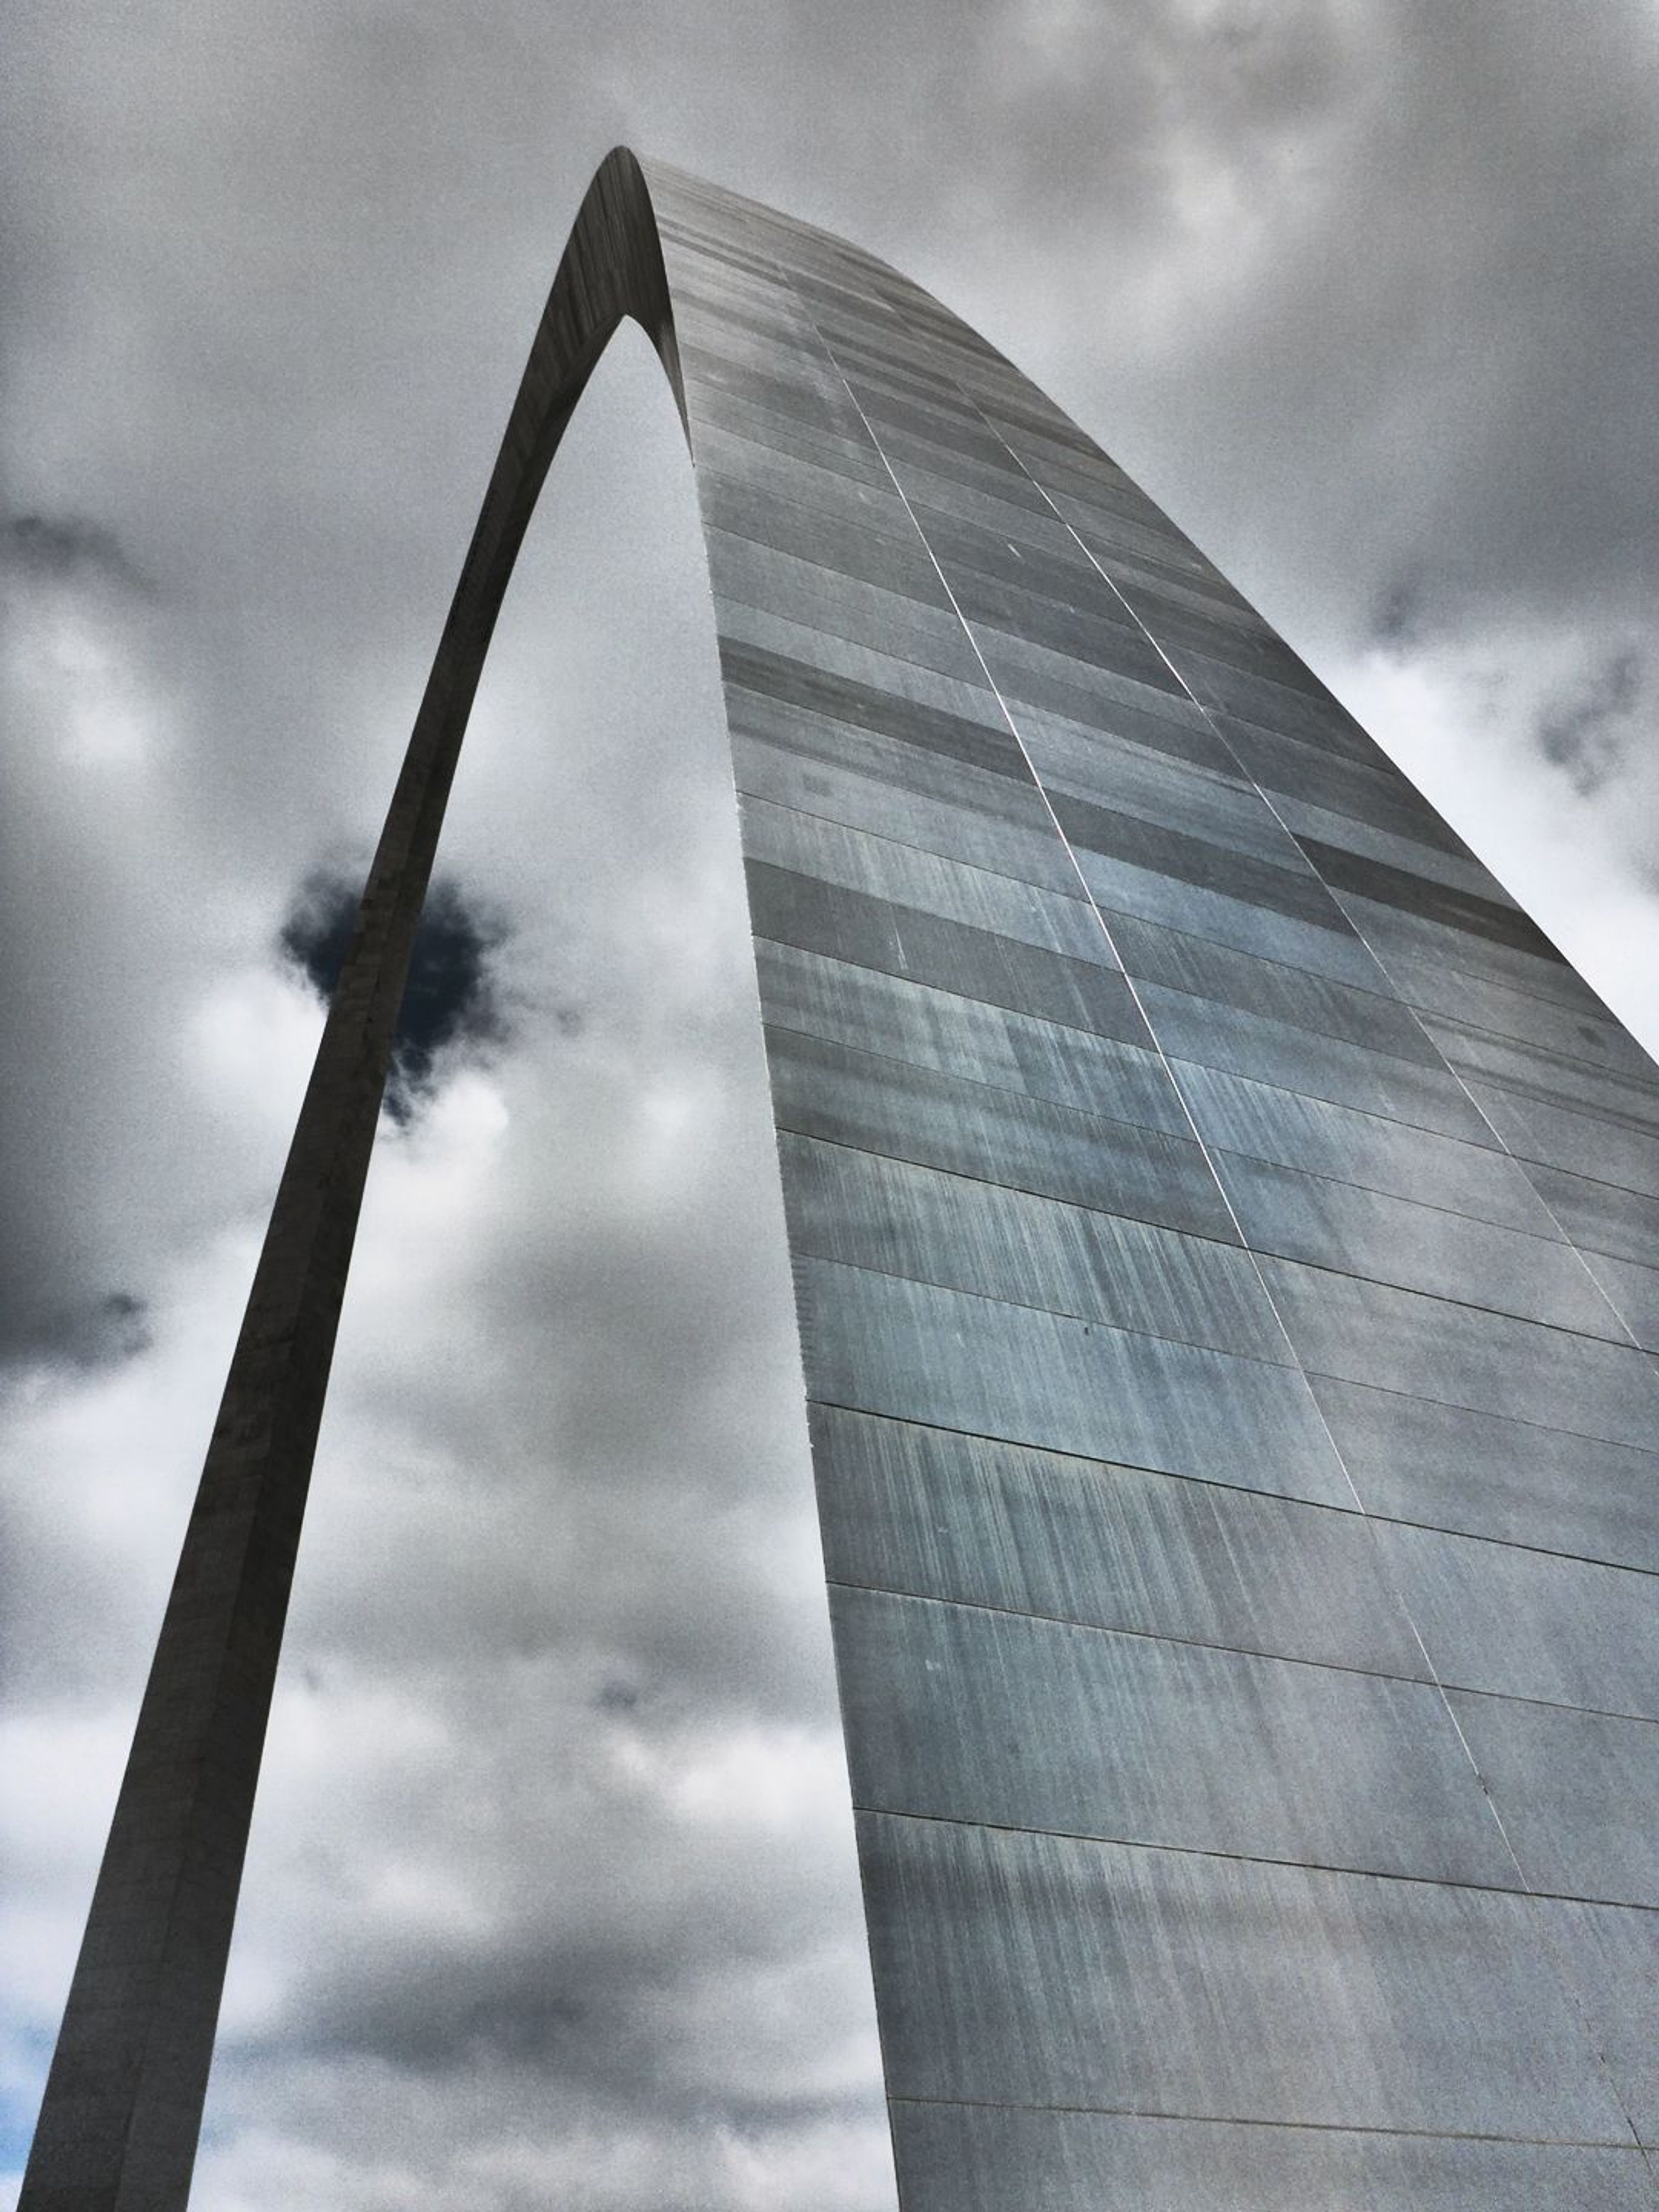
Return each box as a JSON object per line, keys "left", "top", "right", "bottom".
{"left": 0, "top": 1288, "right": 150, "bottom": 1372}
{"left": 1371, "top": 566, "right": 1428, "bottom": 649}
{"left": 1535, "top": 645, "right": 1644, "bottom": 797}
{"left": 0, "top": 512, "right": 148, "bottom": 591}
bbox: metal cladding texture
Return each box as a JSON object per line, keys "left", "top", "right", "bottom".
{"left": 648, "top": 163, "right": 1659, "bottom": 2206}
{"left": 21, "top": 149, "right": 1659, "bottom": 2206}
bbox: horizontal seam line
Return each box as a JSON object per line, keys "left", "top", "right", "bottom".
{"left": 1296, "top": 1357, "right": 1659, "bottom": 1461}
{"left": 1197, "top": 1133, "right": 1572, "bottom": 1243}
{"left": 751, "top": 928, "right": 1161, "bottom": 1058}
{"left": 705, "top": 515, "right": 964, "bottom": 616}
{"left": 856, "top": 1802, "right": 1659, "bottom": 1911}
{"left": 757, "top": 1018, "right": 1198, "bottom": 1152}
{"left": 1125, "top": 962, "right": 1477, "bottom": 1065}
{"left": 792, "top": 1239, "right": 1296, "bottom": 1370}
{"left": 772, "top": 1100, "right": 1236, "bottom": 1236}
{"left": 883, "top": 2092, "right": 1643, "bottom": 2152}
{"left": 786, "top": 1123, "right": 1650, "bottom": 1353}
{"left": 693, "top": 442, "right": 930, "bottom": 535}
{"left": 737, "top": 792, "right": 1106, "bottom": 924}
{"left": 1327, "top": 883, "right": 1581, "bottom": 982}
{"left": 779, "top": 1125, "right": 1250, "bottom": 1250}
{"left": 826, "top": 1576, "right": 1659, "bottom": 1727}
{"left": 780, "top": 1108, "right": 1632, "bottom": 1339}
{"left": 805, "top": 1396, "right": 1659, "bottom": 1576}
{"left": 732, "top": 757, "right": 1084, "bottom": 883}
{"left": 1410, "top": 999, "right": 1659, "bottom": 1084}
{"left": 713, "top": 582, "right": 993, "bottom": 685}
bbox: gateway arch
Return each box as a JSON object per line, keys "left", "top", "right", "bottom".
{"left": 22, "top": 149, "right": 1659, "bottom": 2208}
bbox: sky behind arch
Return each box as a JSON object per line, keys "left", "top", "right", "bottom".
{"left": 4, "top": 6, "right": 1659, "bottom": 2206}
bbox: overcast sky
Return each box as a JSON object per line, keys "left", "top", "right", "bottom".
{"left": 5, "top": 6, "right": 1659, "bottom": 2207}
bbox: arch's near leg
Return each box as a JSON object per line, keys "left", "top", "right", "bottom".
{"left": 641, "top": 163, "right": 1659, "bottom": 2209}
{"left": 25, "top": 148, "right": 1659, "bottom": 2208}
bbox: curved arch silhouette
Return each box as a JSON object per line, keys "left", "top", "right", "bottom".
{"left": 26, "top": 149, "right": 1659, "bottom": 2210}
{"left": 22, "top": 148, "right": 694, "bottom": 2208}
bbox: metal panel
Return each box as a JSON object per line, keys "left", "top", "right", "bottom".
{"left": 715, "top": 594, "right": 1008, "bottom": 725}
{"left": 1174, "top": 1060, "right": 1559, "bottom": 1232}
{"left": 1309, "top": 1373, "right": 1659, "bottom": 1570}
{"left": 1382, "top": 950, "right": 1648, "bottom": 1070}
{"left": 732, "top": 730, "right": 1082, "bottom": 893}
{"left": 1049, "top": 789, "right": 1336, "bottom": 922}
{"left": 702, "top": 478, "right": 955, "bottom": 596}
{"left": 738, "top": 795, "right": 1111, "bottom": 963}
{"left": 833, "top": 1587, "right": 1513, "bottom": 1885}
{"left": 1449, "top": 1692, "right": 1659, "bottom": 1903}
{"left": 1011, "top": 687, "right": 1239, "bottom": 779}
{"left": 1300, "top": 836, "right": 1554, "bottom": 959}
{"left": 763, "top": 1026, "right": 1237, "bottom": 1240}
{"left": 1334, "top": 888, "right": 1606, "bottom": 1015}
{"left": 1375, "top": 1519, "right": 1659, "bottom": 1718}
{"left": 1524, "top": 1159, "right": 1659, "bottom": 1266}
{"left": 1072, "top": 847, "right": 1390, "bottom": 990}
{"left": 811, "top": 1405, "right": 1420, "bottom": 1675}
{"left": 1274, "top": 791, "right": 1533, "bottom": 905}
{"left": 1259, "top": 1257, "right": 1659, "bottom": 1449}
{"left": 745, "top": 862, "right": 1147, "bottom": 1040}
{"left": 890, "top": 2104, "right": 1657, "bottom": 2212}
{"left": 1019, "top": 725, "right": 1281, "bottom": 853}
{"left": 1151, "top": 998, "right": 1500, "bottom": 1144}
{"left": 1110, "top": 909, "right": 1443, "bottom": 1064}
{"left": 793, "top": 1257, "right": 1351, "bottom": 1505}
{"left": 1541, "top": 1900, "right": 1659, "bottom": 2144}
{"left": 692, "top": 424, "right": 922, "bottom": 540}
{"left": 1464, "top": 1076, "right": 1659, "bottom": 1199}
{"left": 1421, "top": 1013, "right": 1659, "bottom": 1129}
{"left": 752, "top": 940, "right": 1190, "bottom": 1133}
{"left": 1212, "top": 1149, "right": 1625, "bottom": 1336}
{"left": 1215, "top": 715, "right": 1470, "bottom": 851}
{"left": 1582, "top": 1249, "right": 1659, "bottom": 1351}
{"left": 777, "top": 1135, "right": 1285, "bottom": 1361}
{"left": 857, "top": 1813, "right": 1629, "bottom": 2138}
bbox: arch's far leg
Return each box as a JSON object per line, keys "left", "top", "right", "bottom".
{"left": 17, "top": 146, "right": 680, "bottom": 2209}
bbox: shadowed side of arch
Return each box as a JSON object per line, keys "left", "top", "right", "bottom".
{"left": 28, "top": 147, "right": 1659, "bottom": 2212}
{"left": 19, "top": 147, "right": 692, "bottom": 2210}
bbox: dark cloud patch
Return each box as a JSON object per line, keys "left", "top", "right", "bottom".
{"left": 80, "top": 1289, "right": 150, "bottom": 1362}
{"left": 280, "top": 869, "right": 509, "bottom": 1119}
{"left": 1535, "top": 646, "right": 1644, "bottom": 797}
{"left": 279, "top": 872, "right": 362, "bottom": 1004}
{"left": 1371, "top": 568, "right": 1428, "bottom": 649}
{"left": 0, "top": 512, "right": 147, "bottom": 591}
{"left": 1, "top": 1288, "right": 150, "bottom": 1370}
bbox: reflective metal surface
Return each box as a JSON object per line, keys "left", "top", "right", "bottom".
{"left": 652, "top": 159, "right": 1659, "bottom": 2199}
